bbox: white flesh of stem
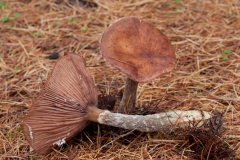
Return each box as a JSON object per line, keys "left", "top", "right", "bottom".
{"left": 97, "top": 110, "right": 211, "bottom": 132}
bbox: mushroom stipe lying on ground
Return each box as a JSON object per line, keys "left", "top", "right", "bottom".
{"left": 23, "top": 53, "right": 211, "bottom": 155}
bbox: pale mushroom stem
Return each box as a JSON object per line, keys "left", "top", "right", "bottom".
{"left": 118, "top": 77, "right": 138, "bottom": 113}
{"left": 88, "top": 107, "right": 211, "bottom": 132}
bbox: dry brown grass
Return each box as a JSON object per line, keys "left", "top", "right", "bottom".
{"left": 0, "top": 0, "right": 239, "bottom": 159}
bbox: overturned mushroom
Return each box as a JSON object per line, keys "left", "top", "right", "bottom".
{"left": 100, "top": 17, "right": 177, "bottom": 113}
{"left": 23, "top": 53, "right": 211, "bottom": 155}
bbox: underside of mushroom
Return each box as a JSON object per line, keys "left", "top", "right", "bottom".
{"left": 23, "top": 53, "right": 211, "bottom": 155}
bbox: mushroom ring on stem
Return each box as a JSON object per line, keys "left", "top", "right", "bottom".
{"left": 23, "top": 53, "right": 211, "bottom": 155}
{"left": 100, "top": 17, "right": 177, "bottom": 113}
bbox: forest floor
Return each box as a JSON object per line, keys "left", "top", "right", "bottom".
{"left": 0, "top": 0, "right": 240, "bottom": 159}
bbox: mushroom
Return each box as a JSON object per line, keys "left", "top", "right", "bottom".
{"left": 23, "top": 53, "right": 211, "bottom": 155}
{"left": 100, "top": 17, "right": 177, "bottom": 113}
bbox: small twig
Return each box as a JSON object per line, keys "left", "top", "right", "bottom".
{"left": 145, "top": 139, "right": 184, "bottom": 143}
{"left": 224, "top": 135, "right": 240, "bottom": 138}
{"left": 209, "top": 95, "right": 240, "bottom": 102}
{"left": 99, "top": 130, "right": 134, "bottom": 151}
{"left": 52, "top": 148, "right": 69, "bottom": 158}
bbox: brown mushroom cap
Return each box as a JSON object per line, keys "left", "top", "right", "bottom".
{"left": 100, "top": 17, "right": 177, "bottom": 82}
{"left": 23, "top": 53, "right": 98, "bottom": 155}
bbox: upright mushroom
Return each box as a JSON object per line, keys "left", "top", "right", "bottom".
{"left": 100, "top": 17, "right": 177, "bottom": 113}
{"left": 23, "top": 53, "right": 211, "bottom": 155}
